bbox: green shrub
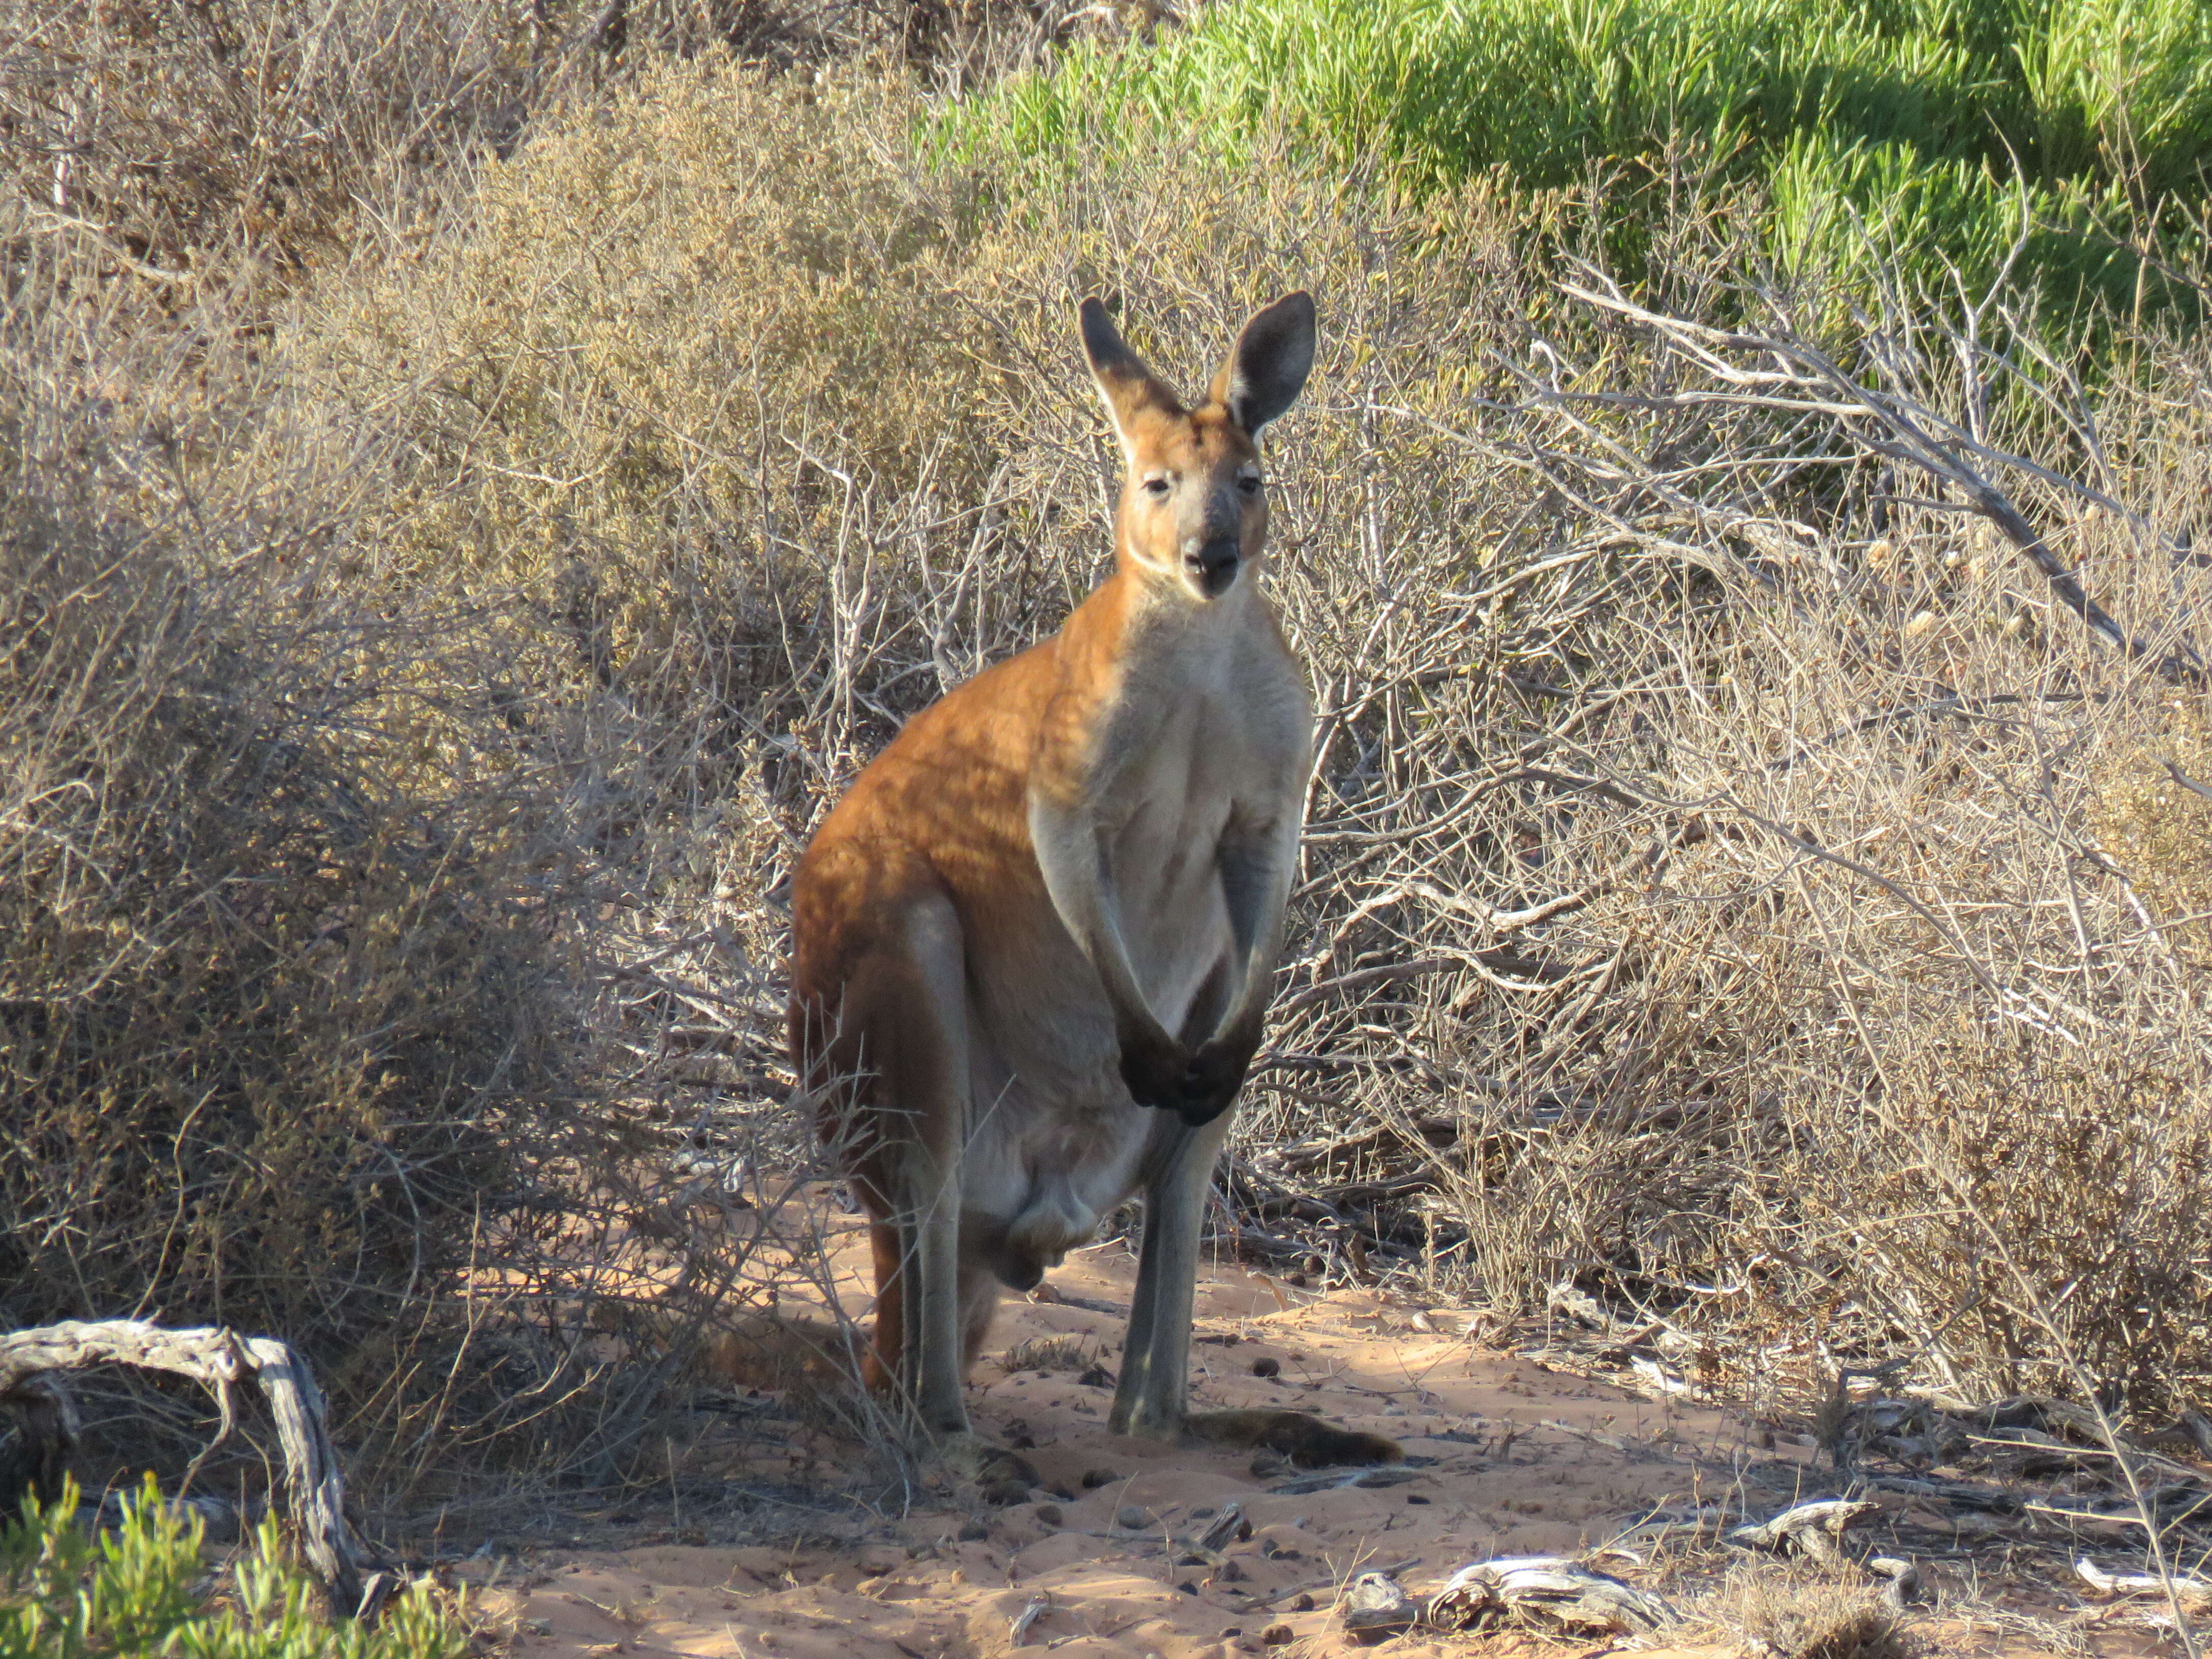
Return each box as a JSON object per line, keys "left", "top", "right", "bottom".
{"left": 938, "top": 0, "right": 2212, "bottom": 320}
{"left": 0, "top": 1477, "right": 465, "bottom": 1659}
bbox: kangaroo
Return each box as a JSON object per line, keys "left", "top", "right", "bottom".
{"left": 788, "top": 293, "right": 1399, "bottom": 1489}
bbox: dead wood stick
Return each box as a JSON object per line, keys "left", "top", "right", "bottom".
{"left": 0, "top": 1320, "right": 395, "bottom": 1619}
{"left": 1554, "top": 275, "right": 2206, "bottom": 687}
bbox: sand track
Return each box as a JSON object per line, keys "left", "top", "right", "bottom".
{"left": 457, "top": 1225, "right": 1913, "bottom": 1659}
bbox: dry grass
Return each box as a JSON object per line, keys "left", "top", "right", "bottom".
{"left": 5, "top": 28, "right": 2212, "bottom": 1524}
{"left": 999, "top": 1335, "right": 1097, "bottom": 1373}
{"left": 1701, "top": 1562, "right": 1915, "bottom": 1659}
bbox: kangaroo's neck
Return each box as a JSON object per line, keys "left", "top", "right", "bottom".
{"left": 1076, "top": 566, "right": 1262, "bottom": 675}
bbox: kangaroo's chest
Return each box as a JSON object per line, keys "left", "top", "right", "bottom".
{"left": 1102, "top": 639, "right": 1309, "bottom": 964}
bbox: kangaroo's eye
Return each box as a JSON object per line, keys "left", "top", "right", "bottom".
{"left": 1237, "top": 475, "right": 1263, "bottom": 496}
{"left": 1142, "top": 476, "right": 1172, "bottom": 498}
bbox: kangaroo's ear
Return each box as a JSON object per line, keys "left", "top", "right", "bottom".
{"left": 1209, "top": 291, "right": 1316, "bottom": 437}
{"left": 1081, "top": 297, "right": 1182, "bottom": 459}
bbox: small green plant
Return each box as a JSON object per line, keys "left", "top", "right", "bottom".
{"left": 0, "top": 1478, "right": 466, "bottom": 1659}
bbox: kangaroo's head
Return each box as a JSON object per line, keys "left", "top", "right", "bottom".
{"left": 1081, "top": 292, "right": 1316, "bottom": 603}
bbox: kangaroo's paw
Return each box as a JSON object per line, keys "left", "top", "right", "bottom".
{"left": 1186, "top": 1408, "right": 1403, "bottom": 1469}
{"left": 934, "top": 1431, "right": 1041, "bottom": 1503}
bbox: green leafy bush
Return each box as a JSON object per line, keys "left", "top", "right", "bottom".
{"left": 939, "top": 0, "right": 2211, "bottom": 318}
{"left": 0, "top": 1478, "right": 465, "bottom": 1659}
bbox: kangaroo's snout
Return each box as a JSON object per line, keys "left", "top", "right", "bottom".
{"left": 1186, "top": 534, "right": 1241, "bottom": 597}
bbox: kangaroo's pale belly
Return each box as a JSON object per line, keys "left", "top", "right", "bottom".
{"left": 956, "top": 831, "right": 1232, "bottom": 1281}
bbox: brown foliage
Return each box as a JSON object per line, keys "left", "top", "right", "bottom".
{"left": 0, "top": 304, "right": 570, "bottom": 1370}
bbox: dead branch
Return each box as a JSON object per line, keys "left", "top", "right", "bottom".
{"left": 1426, "top": 1555, "right": 1678, "bottom": 1634}
{"left": 1730, "top": 1497, "right": 1881, "bottom": 1568}
{"left": 0, "top": 1320, "right": 396, "bottom": 1619}
{"left": 1549, "top": 272, "right": 2205, "bottom": 685}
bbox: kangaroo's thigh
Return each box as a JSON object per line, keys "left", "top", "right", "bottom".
{"left": 828, "top": 892, "right": 974, "bottom": 1433}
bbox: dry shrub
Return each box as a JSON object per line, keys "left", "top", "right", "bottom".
{"left": 0, "top": 0, "right": 551, "bottom": 283}
{"left": 294, "top": 62, "right": 996, "bottom": 732}
{"left": 1704, "top": 1563, "right": 1914, "bottom": 1659}
{"left": 282, "top": 59, "right": 2212, "bottom": 1419}
{"left": 0, "top": 0, "right": 1072, "bottom": 294}
{"left": 0, "top": 516, "right": 547, "bottom": 1349}
{"left": 0, "top": 223, "right": 796, "bottom": 1519}
{"left": 2088, "top": 699, "right": 2212, "bottom": 961}
{"left": 998, "top": 1334, "right": 1094, "bottom": 1373}
{"left": 1809, "top": 1029, "right": 2212, "bottom": 1407}
{"left": 0, "top": 245, "right": 571, "bottom": 1379}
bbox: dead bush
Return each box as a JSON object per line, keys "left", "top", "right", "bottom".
{"left": 0, "top": 0, "right": 550, "bottom": 286}
{"left": 0, "top": 317, "right": 568, "bottom": 1375}
{"left": 0, "top": 224, "right": 794, "bottom": 1520}
{"left": 292, "top": 61, "right": 997, "bottom": 741}
{"left": 0, "top": 0, "right": 1077, "bottom": 297}
{"left": 279, "top": 62, "right": 2212, "bottom": 1422}
{"left": 1704, "top": 1562, "right": 1915, "bottom": 1659}
{"left": 1810, "top": 1029, "right": 2212, "bottom": 1410}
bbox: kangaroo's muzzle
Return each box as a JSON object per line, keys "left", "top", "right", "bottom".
{"left": 1186, "top": 535, "right": 1241, "bottom": 597}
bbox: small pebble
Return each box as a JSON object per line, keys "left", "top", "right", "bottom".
{"left": 1292, "top": 1593, "right": 1315, "bottom": 1612}
{"left": 1081, "top": 1468, "right": 1121, "bottom": 1489}
{"left": 1034, "top": 1504, "right": 1064, "bottom": 1527}
{"left": 1116, "top": 1505, "right": 1155, "bottom": 1530}
{"left": 1251, "top": 1357, "right": 1281, "bottom": 1378}
{"left": 1262, "top": 1624, "right": 1295, "bottom": 1645}
{"left": 957, "top": 1521, "right": 989, "bottom": 1542}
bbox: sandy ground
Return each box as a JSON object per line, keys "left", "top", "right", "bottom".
{"left": 452, "top": 1224, "right": 2141, "bottom": 1659}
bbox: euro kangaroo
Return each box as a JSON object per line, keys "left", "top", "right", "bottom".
{"left": 789, "top": 293, "right": 1399, "bottom": 1491}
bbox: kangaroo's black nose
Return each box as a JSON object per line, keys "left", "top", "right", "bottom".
{"left": 1186, "top": 536, "right": 1240, "bottom": 597}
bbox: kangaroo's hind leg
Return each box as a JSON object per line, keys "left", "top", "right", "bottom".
{"left": 1109, "top": 1109, "right": 1235, "bottom": 1440}
{"left": 1108, "top": 963, "right": 1401, "bottom": 1467}
{"left": 845, "top": 890, "right": 1038, "bottom": 1489}
{"left": 1111, "top": 960, "right": 1235, "bottom": 1440}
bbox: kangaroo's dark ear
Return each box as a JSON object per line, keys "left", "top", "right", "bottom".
{"left": 1081, "top": 297, "right": 1182, "bottom": 459}
{"left": 1208, "top": 291, "right": 1316, "bottom": 437}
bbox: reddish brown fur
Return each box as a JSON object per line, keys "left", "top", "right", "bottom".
{"left": 786, "top": 294, "right": 1398, "bottom": 1477}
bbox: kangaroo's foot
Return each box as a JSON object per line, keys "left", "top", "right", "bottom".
{"left": 1186, "top": 1408, "right": 1402, "bottom": 1468}
{"left": 932, "top": 1430, "right": 1041, "bottom": 1503}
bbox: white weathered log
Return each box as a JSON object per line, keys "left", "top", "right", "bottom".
{"left": 0, "top": 1320, "right": 394, "bottom": 1618}
{"left": 1729, "top": 1498, "right": 1880, "bottom": 1566}
{"left": 1425, "top": 1555, "right": 1677, "bottom": 1634}
{"left": 1337, "top": 1570, "right": 1417, "bottom": 1640}
{"left": 2075, "top": 1558, "right": 2212, "bottom": 1605}
{"left": 1193, "top": 1500, "right": 1250, "bottom": 1553}
{"left": 1867, "top": 1556, "right": 1928, "bottom": 1610}
{"left": 1008, "top": 1594, "right": 1052, "bottom": 1645}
